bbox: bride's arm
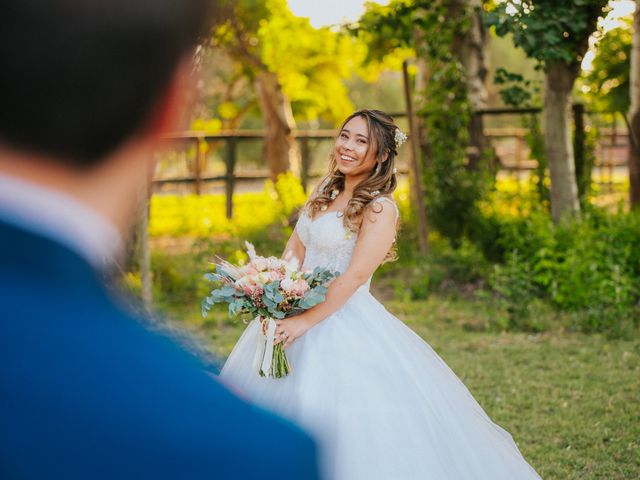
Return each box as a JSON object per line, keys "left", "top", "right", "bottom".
{"left": 282, "top": 229, "right": 305, "bottom": 267}
{"left": 275, "top": 200, "right": 397, "bottom": 347}
{"left": 281, "top": 180, "right": 326, "bottom": 266}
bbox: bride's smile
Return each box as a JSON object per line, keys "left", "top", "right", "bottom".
{"left": 335, "top": 115, "right": 379, "bottom": 178}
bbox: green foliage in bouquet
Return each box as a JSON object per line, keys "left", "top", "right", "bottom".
{"left": 202, "top": 265, "right": 337, "bottom": 321}
{"left": 200, "top": 241, "right": 339, "bottom": 379}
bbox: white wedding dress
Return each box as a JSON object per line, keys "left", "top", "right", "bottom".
{"left": 221, "top": 198, "right": 541, "bottom": 480}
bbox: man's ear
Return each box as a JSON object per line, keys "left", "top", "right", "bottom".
{"left": 141, "top": 56, "right": 194, "bottom": 140}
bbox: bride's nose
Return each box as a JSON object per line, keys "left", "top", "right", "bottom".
{"left": 343, "top": 138, "right": 356, "bottom": 151}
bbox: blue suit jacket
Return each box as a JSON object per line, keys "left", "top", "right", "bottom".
{"left": 0, "top": 219, "right": 320, "bottom": 479}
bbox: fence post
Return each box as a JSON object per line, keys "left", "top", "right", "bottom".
{"left": 194, "top": 136, "right": 205, "bottom": 195}
{"left": 225, "top": 138, "right": 236, "bottom": 219}
{"left": 516, "top": 132, "right": 524, "bottom": 188}
{"left": 609, "top": 114, "right": 617, "bottom": 192}
{"left": 572, "top": 103, "right": 588, "bottom": 200}
{"left": 300, "top": 137, "right": 311, "bottom": 192}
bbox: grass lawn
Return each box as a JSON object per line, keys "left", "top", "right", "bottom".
{"left": 154, "top": 289, "right": 640, "bottom": 480}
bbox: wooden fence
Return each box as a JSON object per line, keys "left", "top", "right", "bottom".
{"left": 153, "top": 106, "right": 630, "bottom": 219}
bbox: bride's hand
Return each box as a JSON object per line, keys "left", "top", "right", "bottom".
{"left": 274, "top": 315, "right": 313, "bottom": 349}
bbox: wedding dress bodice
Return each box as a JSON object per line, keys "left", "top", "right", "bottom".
{"left": 295, "top": 197, "right": 398, "bottom": 289}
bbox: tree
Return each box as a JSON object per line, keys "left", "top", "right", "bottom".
{"left": 630, "top": 0, "right": 640, "bottom": 207}
{"left": 582, "top": 14, "right": 640, "bottom": 206}
{"left": 357, "top": 0, "right": 493, "bottom": 245}
{"left": 583, "top": 17, "right": 631, "bottom": 113}
{"left": 210, "top": 0, "right": 362, "bottom": 180}
{"left": 212, "top": 0, "right": 297, "bottom": 179}
{"left": 192, "top": 47, "right": 257, "bottom": 131}
{"left": 450, "top": 0, "right": 492, "bottom": 170}
{"left": 487, "top": 0, "right": 609, "bottom": 223}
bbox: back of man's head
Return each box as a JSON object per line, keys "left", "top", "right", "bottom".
{"left": 0, "top": 0, "right": 216, "bottom": 168}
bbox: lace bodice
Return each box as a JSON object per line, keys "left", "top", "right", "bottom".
{"left": 295, "top": 197, "right": 398, "bottom": 287}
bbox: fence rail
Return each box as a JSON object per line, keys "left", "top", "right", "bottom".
{"left": 154, "top": 108, "right": 630, "bottom": 219}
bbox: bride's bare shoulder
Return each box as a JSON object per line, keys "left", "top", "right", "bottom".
{"left": 361, "top": 195, "right": 399, "bottom": 235}
{"left": 367, "top": 195, "right": 398, "bottom": 217}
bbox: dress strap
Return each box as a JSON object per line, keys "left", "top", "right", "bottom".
{"left": 301, "top": 177, "right": 330, "bottom": 213}
{"left": 318, "top": 176, "right": 331, "bottom": 193}
{"left": 372, "top": 196, "right": 399, "bottom": 223}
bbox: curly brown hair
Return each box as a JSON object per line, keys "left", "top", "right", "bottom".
{"left": 307, "top": 109, "right": 402, "bottom": 261}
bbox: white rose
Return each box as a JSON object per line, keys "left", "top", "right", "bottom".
{"left": 256, "top": 272, "right": 272, "bottom": 285}
{"left": 252, "top": 257, "right": 267, "bottom": 272}
{"left": 265, "top": 256, "right": 283, "bottom": 270}
{"left": 283, "top": 254, "right": 300, "bottom": 271}
{"left": 281, "top": 278, "right": 295, "bottom": 293}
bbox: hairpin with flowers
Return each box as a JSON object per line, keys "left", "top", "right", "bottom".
{"left": 394, "top": 128, "right": 408, "bottom": 149}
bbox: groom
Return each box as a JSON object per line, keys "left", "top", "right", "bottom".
{"left": 0, "top": 1, "right": 319, "bottom": 479}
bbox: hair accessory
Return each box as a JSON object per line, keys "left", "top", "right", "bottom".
{"left": 371, "top": 190, "right": 380, "bottom": 197}
{"left": 393, "top": 167, "right": 397, "bottom": 175}
{"left": 330, "top": 189, "right": 339, "bottom": 200}
{"left": 394, "top": 128, "right": 408, "bottom": 148}
{"left": 320, "top": 205, "right": 328, "bottom": 211}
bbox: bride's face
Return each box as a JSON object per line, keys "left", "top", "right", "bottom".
{"left": 334, "top": 116, "right": 379, "bottom": 178}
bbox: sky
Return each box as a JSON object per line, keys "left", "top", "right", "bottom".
{"left": 287, "top": 0, "right": 635, "bottom": 72}
{"left": 582, "top": 0, "right": 635, "bottom": 71}
{"left": 287, "top": 0, "right": 389, "bottom": 28}
{"left": 289, "top": 0, "right": 634, "bottom": 31}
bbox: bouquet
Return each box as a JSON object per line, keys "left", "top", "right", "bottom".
{"left": 202, "top": 242, "right": 338, "bottom": 378}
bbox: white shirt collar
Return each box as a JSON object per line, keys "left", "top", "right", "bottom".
{"left": 0, "top": 174, "right": 124, "bottom": 270}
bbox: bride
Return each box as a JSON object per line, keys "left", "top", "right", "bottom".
{"left": 221, "top": 109, "right": 541, "bottom": 479}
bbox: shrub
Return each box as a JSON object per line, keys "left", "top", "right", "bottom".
{"left": 144, "top": 176, "right": 639, "bottom": 337}
{"left": 488, "top": 207, "right": 640, "bottom": 336}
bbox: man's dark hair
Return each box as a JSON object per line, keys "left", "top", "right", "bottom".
{"left": 0, "top": 0, "right": 217, "bottom": 167}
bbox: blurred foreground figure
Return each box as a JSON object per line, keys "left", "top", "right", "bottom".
{"left": 0, "top": 1, "right": 319, "bottom": 479}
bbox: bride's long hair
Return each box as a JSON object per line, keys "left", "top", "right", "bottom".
{"left": 307, "top": 109, "right": 401, "bottom": 262}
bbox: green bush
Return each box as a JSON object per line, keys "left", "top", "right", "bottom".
{"left": 487, "top": 208, "right": 640, "bottom": 336}
{"left": 380, "top": 235, "right": 490, "bottom": 301}
{"left": 143, "top": 176, "right": 639, "bottom": 337}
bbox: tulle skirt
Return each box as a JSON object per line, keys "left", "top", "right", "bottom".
{"left": 221, "top": 289, "right": 541, "bottom": 480}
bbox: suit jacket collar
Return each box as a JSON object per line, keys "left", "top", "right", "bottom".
{"left": 0, "top": 174, "right": 124, "bottom": 269}
{"left": 0, "top": 219, "right": 110, "bottom": 288}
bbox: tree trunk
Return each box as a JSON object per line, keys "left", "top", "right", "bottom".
{"left": 573, "top": 103, "right": 591, "bottom": 203}
{"left": 544, "top": 62, "right": 580, "bottom": 222}
{"left": 413, "top": 42, "right": 431, "bottom": 166}
{"left": 629, "top": 0, "right": 640, "bottom": 208}
{"left": 255, "top": 70, "right": 300, "bottom": 181}
{"left": 402, "top": 60, "right": 429, "bottom": 255}
{"left": 450, "top": 0, "right": 491, "bottom": 170}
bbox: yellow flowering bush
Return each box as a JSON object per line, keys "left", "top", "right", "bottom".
{"left": 149, "top": 173, "right": 306, "bottom": 238}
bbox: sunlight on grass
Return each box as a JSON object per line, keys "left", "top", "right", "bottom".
{"left": 155, "top": 293, "right": 640, "bottom": 480}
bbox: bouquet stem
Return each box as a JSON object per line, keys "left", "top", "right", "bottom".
{"left": 259, "top": 342, "right": 291, "bottom": 378}
{"left": 257, "top": 317, "right": 292, "bottom": 379}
